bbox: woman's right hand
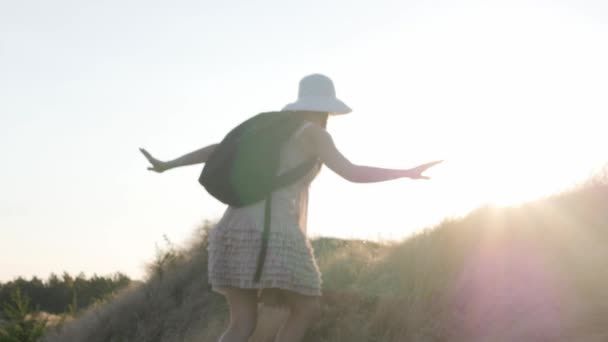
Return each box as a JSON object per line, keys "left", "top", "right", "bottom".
{"left": 406, "top": 160, "right": 443, "bottom": 180}
{"left": 139, "top": 148, "right": 170, "bottom": 173}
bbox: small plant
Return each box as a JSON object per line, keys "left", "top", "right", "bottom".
{"left": 0, "top": 287, "right": 47, "bottom": 342}
{"left": 149, "top": 234, "right": 182, "bottom": 279}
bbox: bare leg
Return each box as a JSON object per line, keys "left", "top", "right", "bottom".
{"left": 274, "top": 292, "right": 321, "bottom": 342}
{"left": 218, "top": 288, "right": 258, "bottom": 342}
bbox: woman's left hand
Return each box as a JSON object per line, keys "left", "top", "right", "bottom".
{"left": 140, "top": 148, "right": 170, "bottom": 173}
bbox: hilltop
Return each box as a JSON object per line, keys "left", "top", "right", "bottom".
{"left": 43, "top": 176, "right": 608, "bottom": 341}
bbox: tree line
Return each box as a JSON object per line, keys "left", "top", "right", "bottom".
{"left": 0, "top": 272, "right": 133, "bottom": 316}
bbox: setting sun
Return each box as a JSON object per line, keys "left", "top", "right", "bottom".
{"left": 299, "top": 3, "right": 608, "bottom": 240}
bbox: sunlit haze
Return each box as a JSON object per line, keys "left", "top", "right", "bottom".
{"left": 1, "top": 0, "right": 607, "bottom": 282}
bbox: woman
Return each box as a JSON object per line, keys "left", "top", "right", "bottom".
{"left": 140, "top": 74, "right": 441, "bottom": 342}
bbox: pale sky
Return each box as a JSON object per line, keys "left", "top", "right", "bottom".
{"left": 1, "top": 0, "right": 607, "bottom": 282}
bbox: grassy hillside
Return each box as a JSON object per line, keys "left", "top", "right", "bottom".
{"left": 43, "top": 177, "right": 608, "bottom": 341}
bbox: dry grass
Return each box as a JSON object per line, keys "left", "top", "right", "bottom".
{"left": 43, "top": 180, "right": 608, "bottom": 341}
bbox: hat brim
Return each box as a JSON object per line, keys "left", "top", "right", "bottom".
{"left": 282, "top": 96, "right": 352, "bottom": 115}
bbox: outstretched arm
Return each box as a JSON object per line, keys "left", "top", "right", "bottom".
{"left": 140, "top": 144, "right": 218, "bottom": 173}
{"left": 307, "top": 125, "right": 441, "bottom": 183}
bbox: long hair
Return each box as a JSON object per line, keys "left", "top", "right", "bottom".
{"left": 297, "top": 111, "right": 328, "bottom": 178}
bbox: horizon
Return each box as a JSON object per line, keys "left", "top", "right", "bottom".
{"left": 2, "top": 0, "right": 608, "bottom": 282}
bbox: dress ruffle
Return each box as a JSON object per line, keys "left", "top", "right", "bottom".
{"left": 208, "top": 208, "right": 322, "bottom": 297}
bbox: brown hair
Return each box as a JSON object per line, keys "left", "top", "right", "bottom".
{"left": 295, "top": 111, "right": 328, "bottom": 178}
{"left": 299, "top": 111, "right": 329, "bottom": 129}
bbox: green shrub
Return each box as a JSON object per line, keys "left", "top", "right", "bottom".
{"left": 0, "top": 288, "right": 47, "bottom": 342}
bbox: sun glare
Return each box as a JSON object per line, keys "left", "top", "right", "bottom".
{"left": 433, "top": 6, "right": 603, "bottom": 204}
{"left": 313, "top": 3, "right": 608, "bottom": 239}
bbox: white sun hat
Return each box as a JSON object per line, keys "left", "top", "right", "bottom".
{"left": 282, "top": 74, "right": 352, "bottom": 115}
